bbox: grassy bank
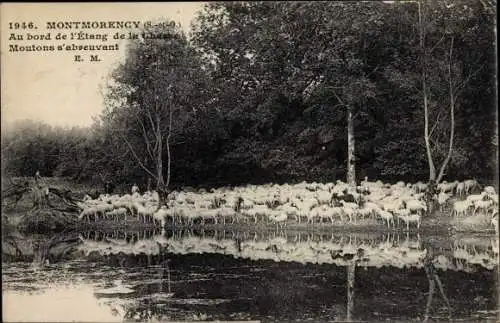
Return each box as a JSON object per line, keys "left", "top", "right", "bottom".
{"left": 1, "top": 177, "right": 497, "bottom": 235}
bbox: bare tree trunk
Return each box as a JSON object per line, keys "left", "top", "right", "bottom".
{"left": 153, "top": 109, "right": 169, "bottom": 210}
{"left": 347, "top": 105, "right": 356, "bottom": 187}
{"left": 436, "top": 37, "right": 455, "bottom": 183}
{"left": 156, "top": 113, "right": 164, "bottom": 189}
{"left": 154, "top": 105, "right": 174, "bottom": 210}
{"left": 496, "top": 103, "right": 499, "bottom": 190}
{"left": 156, "top": 157, "right": 168, "bottom": 210}
{"left": 166, "top": 104, "right": 173, "bottom": 188}
{"left": 419, "top": 0, "right": 436, "bottom": 182}
{"left": 157, "top": 187, "right": 169, "bottom": 210}
{"left": 423, "top": 86, "right": 436, "bottom": 181}
{"left": 495, "top": 23, "right": 499, "bottom": 190}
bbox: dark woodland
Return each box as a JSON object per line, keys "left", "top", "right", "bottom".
{"left": 2, "top": 1, "right": 497, "bottom": 191}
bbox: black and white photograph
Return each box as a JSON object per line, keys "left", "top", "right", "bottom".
{"left": 1, "top": 1, "right": 498, "bottom": 322}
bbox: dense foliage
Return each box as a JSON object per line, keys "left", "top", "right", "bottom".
{"left": 2, "top": 1, "right": 497, "bottom": 191}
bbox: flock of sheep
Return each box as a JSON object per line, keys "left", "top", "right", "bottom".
{"left": 76, "top": 178, "right": 498, "bottom": 232}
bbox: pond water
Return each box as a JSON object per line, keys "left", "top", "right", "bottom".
{"left": 2, "top": 228, "right": 499, "bottom": 322}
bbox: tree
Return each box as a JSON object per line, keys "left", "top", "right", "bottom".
{"left": 417, "top": 0, "right": 490, "bottom": 184}
{"left": 192, "top": 2, "right": 382, "bottom": 186}
{"left": 104, "top": 21, "right": 208, "bottom": 206}
{"left": 1, "top": 2, "right": 495, "bottom": 189}
{"left": 377, "top": 0, "right": 495, "bottom": 185}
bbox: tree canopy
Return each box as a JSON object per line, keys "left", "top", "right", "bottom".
{"left": 2, "top": 1, "right": 496, "bottom": 190}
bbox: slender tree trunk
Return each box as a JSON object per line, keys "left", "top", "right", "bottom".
{"left": 157, "top": 144, "right": 164, "bottom": 189}
{"left": 347, "top": 105, "right": 356, "bottom": 187}
{"left": 156, "top": 113, "right": 164, "bottom": 189}
{"left": 155, "top": 105, "right": 174, "bottom": 210}
{"left": 151, "top": 55, "right": 168, "bottom": 210}
{"left": 495, "top": 22, "right": 499, "bottom": 190}
{"left": 423, "top": 84, "right": 436, "bottom": 181}
{"left": 436, "top": 37, "right": 455, "bottom": 183}
{"left": 496, "top": 103, "right": 499, "bottom": 190}
{"left": 166, "top": 104, "right": 173, "bottom": 188}
{"left": 155, "top": 113, "right": 168, "bottom": 209}
{"left": 419, "top": 0, "right": 436, "bottom": 182}
{"left": 156, "top": 174, "right": 168, "bottom": 210}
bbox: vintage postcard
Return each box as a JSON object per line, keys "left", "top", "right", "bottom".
{"left": 1, "top": 2, "right": 498, "bottom": 322}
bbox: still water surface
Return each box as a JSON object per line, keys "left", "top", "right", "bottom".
{"left": 2, "top": 228, "right": 499, "bottom": 322}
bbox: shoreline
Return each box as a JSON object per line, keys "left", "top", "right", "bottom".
{"left": 3, "top": 213, "right": 496, "bottom": 236}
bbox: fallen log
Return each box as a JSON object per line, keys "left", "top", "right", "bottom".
{"left": 2, "top": 179, "right": 84, "bottom": 232}
{"left": 2, "top": 180, "right": 83, "bottom": 212}
{"left": 48, "top": 187, "right": 83, "bottom": 205}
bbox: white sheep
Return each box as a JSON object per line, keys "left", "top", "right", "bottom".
{"left": 452, "top": 200, "right": 471, "bottom": 217}
{"left": 405, "top": 199, "right": 427, "bottom": 215}
{"left": 455, "top": 182, "right": 465, "bottom": 196}
{"left": 415, "top": 182, "right": 428, "bottom": 193}
{"left": 473, "top": 199, "right": 493, "bottom": 215}
{"left": 342, "top": 206, "right": 357, "bottom": 223}
{"left": 340, "top": 201, "right": 359, "bottom": 210}
{"left": 317, "top": 205, "right": 335, "bottom": 224}
{"left": 466, "top": 192, "right": 487, "bottom": 205}
{"left": 240, "top": 198, "right": 255, "bottom": 209}
{"left": 277, "top": 204, "right": 299, "bottom": 223}
{"left": 106, "top": 207, "right": 127, "bottom": 221}
{"left": 133, "top": 202, "right": 155, "bottom": 223}
{"left": 438, "top": 182, "right": 455, "bottom": 193}
{"left": 358, "top": 207, "right": 373, "bottom": 219}
{"left": 242, "top": 204, "right": 268, "bottom": 223}
{"left": 483, "top": 186, "right": 496, "bottom": 195}
{"left": 488, "top": 193, "right": 498, "bottom": 206}
{"left": 315, "top": 190, "right": 332, "bottom": 205}
{"left": 363, "top": 202, "right": 381, "bottom": 219}
{"left": 464, "top": 179, "right": 479, "bottom": 194}
{"left": 437, "top": 192, "right": 450, "bottom": 211}
{"left": 79, "top": 207, "right": 97, "bottom": 222}
{"left": 330, "top": 206, "right": 344, "bottom": 222}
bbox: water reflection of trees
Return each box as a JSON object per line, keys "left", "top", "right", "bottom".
{"left": 122, "top": 258, "right": 173, "bottom": 322}
{"left": 97, "top": 242, "right": 176, "bottom": 322}
{"left": 76, "top": 228, "right": 497, "bottom": 322}
{"left": 4, "top": 228, "right": 496, "bottom": 322}
{"left": 423, "top": 248, "right": 452, "bottom": 322}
